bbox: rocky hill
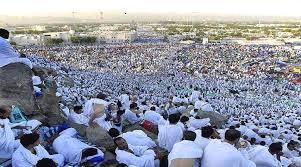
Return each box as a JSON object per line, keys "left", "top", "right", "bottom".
{"left": 0, "top": 63, "right": 64, "bottom": 125}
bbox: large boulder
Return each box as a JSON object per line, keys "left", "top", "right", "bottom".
{"left": 34, "top": 77, "right": 64, "bottom": 125}
{"left": 33, "top": 66, "right": 57, "bottom": 80}
{"left": 86, "top": 126, "right": 116, "bottom": 152}
{"left": 179, "top": 106, "right": 227, "bottom": 128}
{"left": 0, "top": 63, "right": 64, "bottom": 125}
{"left": 197, "top": 111, "right": 227, "bottom": 128}
{"left": 32, "top": 66, "right": 64, "bottom": 125}
{"left": 67, "top": 120, "right": 87, "bottom": 137}
{"left": 0, "top": 63, "right": 35, "bottom": 114}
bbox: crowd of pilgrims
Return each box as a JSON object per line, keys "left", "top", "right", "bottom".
{"left": 1, "top": 30, "right": 301, "bottom": 167}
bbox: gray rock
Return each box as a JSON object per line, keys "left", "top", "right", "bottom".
{"left": 86, "top": 126, "right": 116, "bottom": 152}
{"left": 0, "top": 63, "right": 64, "bottom": 125}
{"left": 123, "top": 123, "right": 158, "bottom": 140}
{"left": 0, "top": 63, "right": 35, "bottom": 114}
{"left": 34, "top": 77, "right": 64, "bottom": 125}
{"left": 197, "top": 111, "right": 227, "bottom": 128}
{"left": 33, "top": 66, "right": 57, "bottom": 80}
{"left": 67, "top": 120, "right": 87, "bottom": 137}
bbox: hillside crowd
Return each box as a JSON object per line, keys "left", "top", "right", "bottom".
{"left": 1, "top": 28, "right": 301, "bottom": 167}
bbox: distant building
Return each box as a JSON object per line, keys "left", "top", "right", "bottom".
{"left": 284, "top": 38, "right": 301, "bottom": 46}
{"left": 95, "top": 31, "right": 137, "bottom": 43}
{"left": 168, "top": 35, "right": 184, "bottom": 43}
{"left": 42, "top": 31, "right": 73, "bottom": 42}
{"left": 11, "top": 35, "right": 43, "bottom": 46}
{"left": 277, "top": 32, "right": 293, "bottom": 38}
{"left": 156, "top": 27, "right": 168, "bottom": 31}
{"left": 137, "top": 25, "right": 153, "bottom": 31}
{"left": 244, "top": 38, "right": 284, "bottom": 45}
{"left": 182, "top": 32, "right": 196, "bottom": 38}
{"left": 98, "top": 26, "right": 119, "bottom": 31}
{"left": 31, "top": 25, "right": 46, "bottom": 31}
{"left": 219, "top": 38, "right": 246, "bottom": 45}
{"left": 180, "top": 40, "right": 195, "bottom": 44}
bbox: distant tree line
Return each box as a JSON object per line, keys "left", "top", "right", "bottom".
{"left": 10, "top": 41, "right": 17, "bottom": 46}
{"left": 13, "top": 30, "right": 46, "bottom": 35}
{"left": 46, "top": 38, "right": 64, "bottom": 45}
{"left": 70, "top": 36, "right": 97, "bottom": 43}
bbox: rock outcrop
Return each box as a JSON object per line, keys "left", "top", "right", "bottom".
{"left": 197, "top": 111, "right": 227, "bottom": 128}
{"left": 86, "top": 126, "right": 116, "bottom": 152}
{"left": 68, "top": 121, "right": 117, "bottom": 153}
{"left": 34, "top": 77, "right": 64, "bottom": 125}
{"left": 123, "top": 123, "right": 158, "bottom": 140}
{"left": 0, "top": 63, "right": 64, "bottom": 125}
{"left": 67, "top": 120, "right": 87, "bottom": 137}
{"left": 181, "top": 106, "right": 227, "bottom": 128}
{"left": 0, "top": 63, "right": 35, "bottom": 114}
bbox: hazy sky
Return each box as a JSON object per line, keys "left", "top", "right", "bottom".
{"left": 1, "top": 0, "right": 301, "bottom": 17}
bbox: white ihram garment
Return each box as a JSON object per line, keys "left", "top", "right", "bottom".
{"left": 158, "top": 124, "right": 183, "bottom": 152}
{"left": 168, "top": 140, "right": 203, "bottom": 167}
{"left": 201, "top": 139, "right": 256, "bottom": 167}
{"left": 116, "top": 144, "right": 156, "bottom": 167}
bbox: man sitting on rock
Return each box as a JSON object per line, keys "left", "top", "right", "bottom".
{"left": 0, "top": 28, "right": 33, "bottom": 69}
{"left": 0, "top": 105, "right": 41, "bottom": 158}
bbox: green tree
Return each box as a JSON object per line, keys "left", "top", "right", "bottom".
{"left": 230, "top": 32, "right": 243, "bottom": 37}
{"left": 70, "top": 36, "right": 96, "bottom": 43}
{"left": 167, "top": 26, "right": 180, "bottom": 35}
{"left": 10, "top": 41, "right": 17, "bottom": 46}
{"left": 246, "top": 36, "right": 258, "bottom": 41}
{"left": 13, "top": 30, "right": 46, "bottom": 35}
{"left": 196, "top": 31, "right": 205, "bottom": 37}
{"left": 182, "top": 27, "right": 191, "bottom": 32}
{"left": 46, "top": 38, "right": 64, "bottom": 45}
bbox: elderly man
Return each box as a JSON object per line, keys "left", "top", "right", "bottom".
{"left": 282, "top": 140, "right": 300, "bottom": 159}
{"left": 68, "top": 105, "right": 89, "bottom": 126}
{"left": 143, "top": 106, "right": 165, "bottom": 125}
{"left": 123, "top": 103, "right": 142, "bottom": 124}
